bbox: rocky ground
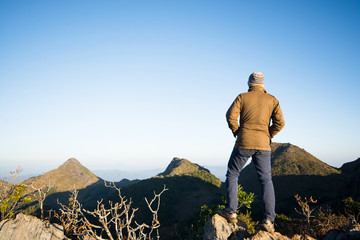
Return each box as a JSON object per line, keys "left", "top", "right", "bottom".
{"left": 0, "top": 213, "right": 67, "bottom": 240}
{"left": 204, "top": 214, "right": 360, "bottom": 240}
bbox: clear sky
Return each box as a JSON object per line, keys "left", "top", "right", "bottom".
{"left": 1, "top": 0, "right": 359, "bottom": 176}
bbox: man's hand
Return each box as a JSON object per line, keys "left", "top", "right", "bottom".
{"left": 233, "top": 129, "right": 239, "bottom": 138}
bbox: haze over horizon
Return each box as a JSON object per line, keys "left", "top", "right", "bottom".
{"left": 1, "top": 1, "right": 359, "bottom": 177}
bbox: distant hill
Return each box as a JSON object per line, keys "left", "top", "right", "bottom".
{"left": 25, "top": 158, "right": 99, "bottom": 192}
{"left": 157, "top": 157, "right": 222, "bottom": 187}
{"left": 24, "top": 158, "right": 140, "bottom": 210}
{"left": 270, "top": 143, "right": 340, "bottom": 176}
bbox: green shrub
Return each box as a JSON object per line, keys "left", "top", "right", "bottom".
{"left": 0, "top": 183, "right": 31, "bottom": 220}
{"left": 198, "top": 185, "right": 255, "bottom": 235}
{"left": 276, "top": 213, "right": 292, "bottom": 222}
{"left": 0, "top": 168, "right": 32, "bottom": 220}
{"left": 238, "top": 210, "right": 256, "bottom": 234}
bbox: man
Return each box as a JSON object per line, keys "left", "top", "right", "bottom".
{"left": 218, "top": 72, "right": 285, "bottom": 232}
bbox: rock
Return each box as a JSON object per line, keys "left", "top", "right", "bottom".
{"left": 321, "top": 224, "right": 360, "bottom": 240}
{"left": 0, "top": 213, "right": 69, "bottom": 240}
{"left": 204, "top": 214, "right": 246, "bottom": 240}
{"left": 248, "top": 230, "right": 288, "bottom": 240}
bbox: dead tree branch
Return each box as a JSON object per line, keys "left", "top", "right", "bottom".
{"left": 83, "top": 182, "right": 168, "bottom": 240}
{"left": 30, "top": 172, "right": 53, "bottom": 220}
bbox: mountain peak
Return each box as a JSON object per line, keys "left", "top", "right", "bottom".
{"left": 62, "top": 157, "right": 81, "bottom": 165}
{"left": 58, "top": 158, "right": 86, "bottom": 170}
{"left": 157, "top": 157, "right": 221, "bottom": 187}
{"left": 38, "top": 158, "right": 99, "bottom": 192}
{"left": 158, "top": 157, "right": 210, "bottom": 176}
{"left": 270, "top": 143, "right": 340, "bottom": 176}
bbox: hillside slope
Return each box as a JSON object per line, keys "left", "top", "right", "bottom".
{"left": 340, "top": 158, "right": 360, "bottom": 200}
{"left": 157, "top": 157, "right": 222, "bottom": 187}
{"left": 270, "top": 143, "right": 340, "bottom": 176}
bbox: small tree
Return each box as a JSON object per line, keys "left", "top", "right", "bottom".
{"left": 56, "top": 189, "right": 87, "bottom": 238}
{"left": 294, "top": 194, "right": 317, "bottom": 235}
{"left": 0, "top": 167, "right": 31, "bottom": 220}
{"left": 30, "top": 173, "right": 54, "bottom": 220}
{"left": 236, "top": 185, "right": 255, "bottom": 210}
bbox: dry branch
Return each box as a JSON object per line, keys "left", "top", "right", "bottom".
{"left": 56, "top": 181, "right": 167, "bottom": 240}
{"left": 30, "top": 172, "right": 53, "bottom": 220}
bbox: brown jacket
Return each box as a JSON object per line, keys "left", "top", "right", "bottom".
{"left": 226, "top": 85, "right": 285, "bottom": 151}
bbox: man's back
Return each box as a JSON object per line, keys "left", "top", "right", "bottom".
{"left": 226, "top": 85, "right": 284, "bottom": 151}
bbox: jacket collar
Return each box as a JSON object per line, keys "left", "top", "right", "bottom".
{"left": 248, "top": 85, "right": 267, "bottom": 93}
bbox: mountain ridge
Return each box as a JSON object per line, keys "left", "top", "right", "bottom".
{"left": 6, "top": 144, "right": 360, "bottom": 239}
{"left": 156, "top": 157, "right": 222, "bottom": 187}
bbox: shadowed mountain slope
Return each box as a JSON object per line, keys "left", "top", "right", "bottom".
{"left": 111, "top": 176, "right": 224, "bottom": 239}
{"left": 340, "top": 158, "right": 360, "bottom": 200}
{"left": 43, "top": 178, "right": 140, "bottom": 210}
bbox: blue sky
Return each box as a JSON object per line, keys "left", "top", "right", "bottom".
{"left": 1, "top": 0, "right": 359, "bottom": 176}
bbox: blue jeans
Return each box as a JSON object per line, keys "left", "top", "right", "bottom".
{"left": 225, "top": 148, "right": 275, "bottom": 222}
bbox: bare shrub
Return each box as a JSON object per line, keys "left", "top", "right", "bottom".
{"left": 56, "top": 182, "right": 167, "bottom": 240}
{"left": 294, "top": 194, "right": 317, "bottom": 236}
{"left": 30, "top": 173, "right": 54, "bottom": 220}
{"left": 312, "top": 206, "right": 350, "bottom": 238}
{"left": 56, "top": 189, "right": 87, "bottom": 238}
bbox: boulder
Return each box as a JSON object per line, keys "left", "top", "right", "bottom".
{"left": 0, "top": 213, "right": 68, "bottom": 240}
{"left": 204, "top": 214, "right": 246, "bottom": 240}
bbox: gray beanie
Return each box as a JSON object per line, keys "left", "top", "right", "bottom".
{"left": 248, "top": 72, "right": 264, "bottom": 87}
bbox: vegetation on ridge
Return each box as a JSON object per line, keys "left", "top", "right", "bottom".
{"left": 270, "top": 143, "right": 340, "bottom": 176}
{"left": 157, "top": 157, "right": 222, "bottom": 187}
